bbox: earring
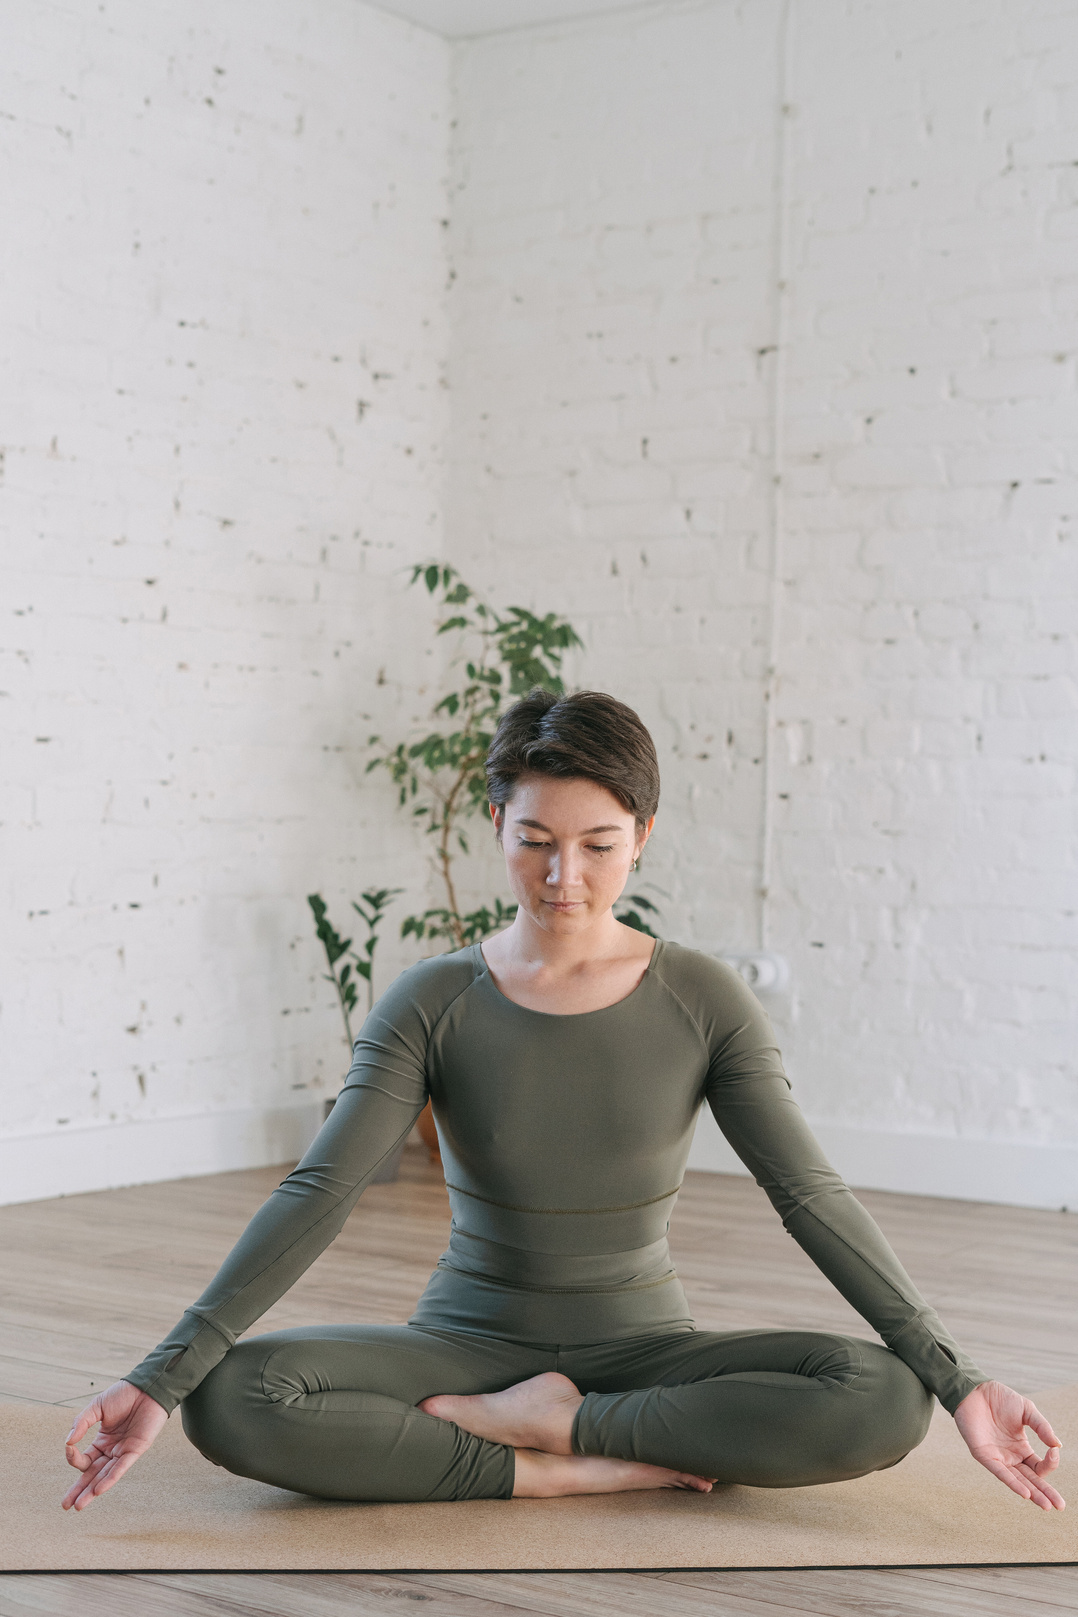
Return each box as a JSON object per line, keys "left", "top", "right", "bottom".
{"left": 632, "top": 858, "right": 638, "bottom": 871}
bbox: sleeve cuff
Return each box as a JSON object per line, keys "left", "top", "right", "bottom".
{"left": 124, "top": 1316, "right": 233, "bottom": 1413}
{"left": 887, "top": 1316, "right": 990, "bottom": 1414}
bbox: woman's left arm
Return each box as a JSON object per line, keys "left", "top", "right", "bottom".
{"left": 702, "top": 966, "right": 1064, "bottom": 1506}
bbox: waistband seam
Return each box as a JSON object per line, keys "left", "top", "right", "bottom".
{"left": 444, "top": 1181, "right": 682, "bottom": 1216}
{"left": 433, "top": 1259, "right": 681, "bottom": 1296}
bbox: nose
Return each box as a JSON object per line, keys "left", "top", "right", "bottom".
{"left": 545, "top": 846, "right": 584, "bottom": 889}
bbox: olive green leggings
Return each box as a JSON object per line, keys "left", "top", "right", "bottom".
{"left": 181, "top": 1323, "right": 934, "bottom": 1503}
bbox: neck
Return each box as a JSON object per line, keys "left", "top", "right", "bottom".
{"left": 498, "top": 906, "right": 636, "bottom": 974}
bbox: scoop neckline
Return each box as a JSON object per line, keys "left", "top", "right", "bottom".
{"left": 474, "top": 936, "right": 663, "bottom": 1019}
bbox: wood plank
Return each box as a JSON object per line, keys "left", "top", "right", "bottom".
{"left": 412, "top": 1569, "right": 823, "bottom": 1617}
{"left": 0, "top": 1572, "right": 601, "bottom": 1617}
{"left": 1, "top": 1568, "right": 1076, "bottom": 1617}
{"left": 652, "top": 1565, "right": 1078, "bottom": 1617}
{"left": 0, "top": 1573, "right": 220, "bottom": 1617}
{"left": 892, "top": 1565, "right": 1078, "bottom": 1607}
{"left": 0, "top": 1322, "right": 147, "bottom": 1375}
{"left": 143, "top": 1572, "right": 582, "bottom": 1617}
{"left": 0, "top": 1354, "right": 115, "bottom": 1405}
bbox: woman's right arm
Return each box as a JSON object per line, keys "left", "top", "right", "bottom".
{"left": 61, "top": 963, "right": 440, "bottom": 1506}
{"left": 121, "top": 1079, "right": 425, "bottom": 1411}
{"left": 61, "top": 1085, "right": 417, "bottom": 1510}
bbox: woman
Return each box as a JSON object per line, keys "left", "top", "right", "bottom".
{"left": 64, "top": 690, "right": 1064, "bottom": 1510}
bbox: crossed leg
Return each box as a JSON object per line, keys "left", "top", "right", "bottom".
{"left": 422, "top": 1328, "right": 935, "bottom": 1490}
{"left": 181, "top": 1323, "right": 712, "bottom": 1502}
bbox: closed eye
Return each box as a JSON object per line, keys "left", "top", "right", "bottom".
{"left": 517, "top": 838, "right": 616, "bottom": 853}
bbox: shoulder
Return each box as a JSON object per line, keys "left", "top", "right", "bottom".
{"left": 368, "top": 945, "right": 482, "bottom": 1036}
{"left": 651, "top": 941, "right": 775, "bottom": 1051}
{"left": 344, "top": 951, "right": 482, "bottom": 1091}
{"left": 652, "top": 940, "right": 753, "bottom": 1007}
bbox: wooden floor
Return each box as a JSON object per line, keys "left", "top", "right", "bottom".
{"left": 1, "top": 1146, "right": 1075, "bottom": 1615}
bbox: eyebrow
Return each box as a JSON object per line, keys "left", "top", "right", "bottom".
{"left": 513, "top": 818, "right": 624, "bottom": 835}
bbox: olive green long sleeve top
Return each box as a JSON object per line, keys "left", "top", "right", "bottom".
{"left": 125, "top": 942, "right": 987, "bottom": 1416}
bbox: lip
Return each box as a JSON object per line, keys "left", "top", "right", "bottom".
{"left": 544, "top": 900, "right": 584, "bottom": 912}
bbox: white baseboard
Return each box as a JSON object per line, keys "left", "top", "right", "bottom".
{"left": 0, "top": 1104, "right": 325, "bottom": 1208}
{"left": 688, "top": 1107, "right": 1078, "bottom": 1211}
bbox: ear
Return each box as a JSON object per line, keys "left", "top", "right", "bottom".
{"left": 634, "top": 814, "right": 656, "bottom": 860}
{"left": 489, "top": 802, "right": 502, "bottom": 833}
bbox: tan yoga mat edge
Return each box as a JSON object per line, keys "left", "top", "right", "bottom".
{"left": 5, "top": 1387, "right": 1076, "bottom": 1572}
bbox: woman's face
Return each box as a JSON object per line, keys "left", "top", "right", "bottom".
{"left": 491, "top": 773, "right": 652, "bottom": 935}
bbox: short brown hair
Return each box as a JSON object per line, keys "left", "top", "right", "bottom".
{"left": 485, "top": 689, "right": 660, "bottom": 831}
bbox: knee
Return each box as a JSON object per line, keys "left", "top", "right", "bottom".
{"left": 181, "top": 1342, "right": 265, "bottom": 1473}
{"left": 851, "top": 1344, "right": 934, "bottom": 1470}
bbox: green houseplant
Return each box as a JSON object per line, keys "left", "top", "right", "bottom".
{"left": 307, "top": 888, "right": 401, "bottom": 1049}
{"left": 366, "top": 563, "right": 585, "bottom": 950}
{"left": 306, "top": 888, "right": 408, "bottom": 1180}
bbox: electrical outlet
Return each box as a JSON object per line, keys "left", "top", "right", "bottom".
{"left": 716, "top": 952, "right": 790, "bottom": 994}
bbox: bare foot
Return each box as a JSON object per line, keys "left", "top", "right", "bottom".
{"left": 513, "top": 1448, "right": 714, "bottom": 1498}
{"left": 419, "top": 1371, "right": 583, "bottom": 1455}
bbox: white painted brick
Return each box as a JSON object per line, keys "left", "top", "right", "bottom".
{"left": 1, "top": 0, "right": 452, "bottom": 1157}
{"left": 6, "top": 0, "right": 1077, "bottom": 1206}
{"left": 442, "top": 0, "right": 1078, "bottom": 1175}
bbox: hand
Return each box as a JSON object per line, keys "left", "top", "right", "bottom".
{"left": 953, "top": 1380, "right": 1065, "bottom": 1511}
{"left": 61, "top": 1380, "right": 169, "bottom": 1512}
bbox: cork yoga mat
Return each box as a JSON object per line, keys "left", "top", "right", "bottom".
{"left": 4, "top": 1387, "right": 1075, "bottom": 1572}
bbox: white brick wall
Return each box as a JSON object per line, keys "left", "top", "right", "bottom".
{"left": 1, "top": 0, "right": 452, "bottom": 1198}
{"left": 769, "top": 0, "right": 1078, "bottom": 1160}
{"left": 4, "top": 0, "right": 1075, "bottom": 1209}
{"left": 445, "top": 0, "right": 1078, "bottom": 1205}
{"left": 446, "top": 0, "right": 785, "bottom": 945}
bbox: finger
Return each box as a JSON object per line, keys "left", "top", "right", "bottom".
{"left": 60, "top": 1452, "right": 111, "bottom": 1510}
{"left": 1019, "top": 1470, "right": 1066, "bottom": 1512}
{"left": 61, "top": 1479, "right": 89, "bottom": 1511}
{"left": 64, "top": 1441, "right": 93, "bottom": 1474}
{"left": 1016, "top": 1455, "right": 1066, "bottom": 1506}
{"left": 1032, "top": 1446, "right": 1062, "bottom": 1476}
{"left": 65, "top": 1408, "right": 101, "bottom": 1449}
{"left": 71, "top": 1463, "right": 117, "bottom": 1511}
{"left": 71, "top": 1448, "right": 141, "bottom": 1511}
{"left": 64, "top": 1431, "right": 111, "bottom": 1472}
{"left": 1007, "top": 1459, "right": 1066, "bottom": 1512}
{"left": 1023, "top": 1403, "right": 1061, "bottom": 1451}
{"left": 979, "top": 1456, "right": 1036, "bottom": 1502}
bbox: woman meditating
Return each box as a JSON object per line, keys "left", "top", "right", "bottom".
{"left": 63, "top": 690, "right": 1064, "bottom": 1511}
